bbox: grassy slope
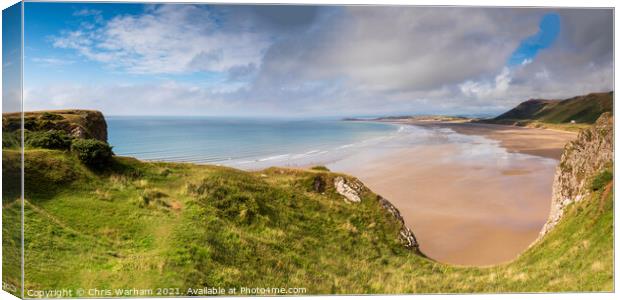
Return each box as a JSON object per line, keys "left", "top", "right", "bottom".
{"left": 486, "top": 92, "right": 613, "bottom": 131}
{"left": 2, "top": 148, "right": 613, "bottom": 294}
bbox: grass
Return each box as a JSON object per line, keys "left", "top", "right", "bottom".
{"left": 533, "top": 92, "right": 613, "bottom": 124}
{"left": 1, "top": 149, "right": 614, "bottom": 295}
{"left": 310, "top": 165, "right": 330, "bottom": 172}
{"left": 525, "top": 121, "right": 592, "bottom": 133}
{"left": 485, "top": 92, "right": 613, "bottom": 132}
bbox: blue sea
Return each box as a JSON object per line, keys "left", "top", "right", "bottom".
{"left": 107, "top": 116, "right": 404, "bottom": 169}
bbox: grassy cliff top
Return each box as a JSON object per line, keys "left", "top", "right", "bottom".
{"left": 2, "top": 147, "right": 613, "bottom": 294}
{"left": 2, "top": 109, "right": 108, "bottom": 142}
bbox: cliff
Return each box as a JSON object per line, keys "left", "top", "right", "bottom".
{"left": 3, "top": 108, "right": 613, "bottom": 292}
{"left": 330, "top": 175, "right": 419, "bottom": 250}
{"left": 539, "top": 112, "right": 613, "bottom": 237}
{"left": 2, "top": 109, "right": 108, "bottom": 142}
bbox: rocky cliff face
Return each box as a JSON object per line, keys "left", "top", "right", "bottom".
{"left": 539, "top": 112, "right": 613, "bottom": 237}
{"left": 331, "top": 176, "right": 419, "bottom": 251}
{"left": 2, "top": 110, "right": 108, "bottom": 142}
{"left": 377, "top": 195, "right": 419, "bottom": 250}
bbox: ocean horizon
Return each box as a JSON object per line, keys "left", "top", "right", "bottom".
{"left": 107, "top": 116, "right": 405, "bottom": 169}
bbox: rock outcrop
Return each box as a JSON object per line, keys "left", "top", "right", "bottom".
{"left": 378, "top": 196, "right": 419, "bottom": 250}
{"left": 331, "top": 176, "right": 419, "bottom": 250}
{"left": 2, "top": 110, "right": 108, "bottom": 142}
{"left": 334, "top": 176, "right": 362, "bottom": 203}
{"left": 539, "top": 112, "right": 613, "bottom": 237}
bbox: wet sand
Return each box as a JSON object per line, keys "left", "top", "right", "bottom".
{"left": 328, "top": 122, "right": 577, "bottom": 266}
{"left": 413, "top": 121, "right": 577, "bottom": 160}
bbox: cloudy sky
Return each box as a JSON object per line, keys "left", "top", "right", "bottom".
{"left": 18, "top": 3, "right": 613, "bottom": 116}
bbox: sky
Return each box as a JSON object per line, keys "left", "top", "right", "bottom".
{"left": 2, "top": 1, "right": 21, "bottom": 114}
{"left": 15, "top": 2, "right": 614, "bottom": 117}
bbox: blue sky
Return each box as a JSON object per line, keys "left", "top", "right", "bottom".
{"left": 507, "top": 13, "right": 560, "bottom": 66}
{"left": 16, "top": 3, "right": 613, "bottom": 116}
{"left": 25, "top": 3, "right": 158, "bottom": 85}
{"left": 2, "top": 1, "right": 21, "bottom": 113}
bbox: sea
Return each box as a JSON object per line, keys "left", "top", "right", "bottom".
{"left": 107, "top": 116, "right": 411, "bottom": 169}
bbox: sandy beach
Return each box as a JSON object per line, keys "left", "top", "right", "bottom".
{"left": 328, "top": 122, "right": 577, "bottom": 266}
{"left": 413, "top": 121, "right": 577, "bottom": 159}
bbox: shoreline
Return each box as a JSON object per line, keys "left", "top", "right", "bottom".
{"left": 108, "top": 118, "right": 578, "bottom": 266}
{"left": 401, "top": 120, "right": 577, "bottom": 160}
{"left": 363, "top": 118, "right": 578, "bottom": 160}
{"left": 327, "top": 121, "right": 577, "bottom": 266}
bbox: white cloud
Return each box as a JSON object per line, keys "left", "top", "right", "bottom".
{"left": 24, "top": 82, "right": 244, "bottom": 116}
{"left": 459, "top": 67, "right": 512, "bottom": 99}
{"left": 53, "top": 5, "right": 272, "bottom": 74}
{"left": 36, "top": 6, "right": 613, "bottom": 116}
{"left": 257, "top": 7, "right": 536, "bottom": 94}
{"left": 73, "top": 8, "right": 101, "bottom": 17}
{"left": 31, "top": 57, "right": 75, "bottom": 67}
{"left": 534, "top": 68, "right": 550, "bottom": 80}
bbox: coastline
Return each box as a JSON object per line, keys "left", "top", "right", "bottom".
{"left": 327, "top": 121, "right": 577, "bottom": 266}
{"left": 106, "top": 116, "right": 579, "bottom": 266}
{"left": 403, "top": 120, "right": 577, "bottom": 160}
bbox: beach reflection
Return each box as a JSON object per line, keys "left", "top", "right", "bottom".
{"left": 328, "top": 124, "right": 560, "bottom": 266}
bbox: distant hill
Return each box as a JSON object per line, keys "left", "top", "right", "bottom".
{"left": 490, "top": 92, "right": 613, "bottom": 125}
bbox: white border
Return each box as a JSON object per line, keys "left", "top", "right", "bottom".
{"left": 0, "top": 1, "right": 617, "bottom": 300}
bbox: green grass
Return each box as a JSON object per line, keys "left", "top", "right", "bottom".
{"left": 310, "top": 165, "right": 330, "bottom": 172}
{"left": 534, "top": 92, "right": 613, "bottom": 124}
{"left": 2, "top": 149, "right": 614, "bottom": 295}
{"left": 486, "top": 92, "right": 613, "bottom": 131}
{"left": 525, "top": 121, "right": 592, "bottom": 133}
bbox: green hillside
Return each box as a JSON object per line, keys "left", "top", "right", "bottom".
{"left": 487, "top": 92, "right": 613, "bottom": 129}
{"left": 2, "top": 148, "right": 613, "bottom": 295}
{"left": 2, "top": 108, "right": 614, "bottom": 296}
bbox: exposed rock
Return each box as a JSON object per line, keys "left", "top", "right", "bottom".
{"left": 539, "top": 112, "right": 613, "bottom": 238}
{"left": 378, "top": 195, "right": 419, "bottom": 250}
{"left": 334, "top": 176, "right": 362, "bottom": 203}
{"left": 332, "top": 175, "right": 419, "bottom": 250}
{"left": 70, "top": 126, "right": 88, "bottom": 139}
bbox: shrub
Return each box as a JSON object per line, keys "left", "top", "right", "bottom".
{"left": 137, "top": 189, "right": 170, "bottom": 209}
{"left": 35, "top": 119, "right": 57, "bottom": 131}
{"left": 71, "top": 139, "right": 113, "bottom": 168}
{"left": 188, "top": 173, "right": 273, "bottom": 225}
{"left": 25, "top": 130, "right": 72, "bottom": 150}
{"left": 311, "top": 165, "right": 330, "bottom": 172}
{"left": 2, "top": 131, "right": 21, "bottom": 149}
{"left": 311, "top": 174, "right": 327, "bottom": 193}
{"left": 39, "top": 112, "right": 64, "bottom": 120}
{"left": 23, "top": 117, "right": 38, "bottom": 131}
{"left": 591, "top": 169, "right": 613, "bottom": 191}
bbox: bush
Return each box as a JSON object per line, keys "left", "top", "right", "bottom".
{"left": 137, "top": 189, "right": 170, "bottom": 209}
{"left": 25, "top": 130, "right": 72, "bottom": 150}
{"left": 71, "top": 139, "right": 113, "bottom": 168}
{"left": 39, "top": 112, "right": 64, "bottom": 120}
{"left": 2, "top": 131, "right": 21, "bottom": 149}
{"left": 23, "top": 117, "right": 38, "bottom": 131}
{"left": 311, "top": 165, "right": 330, "bottom": 172}
{"left": 590, "top": 169, "right": 613, "bottom": 191}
